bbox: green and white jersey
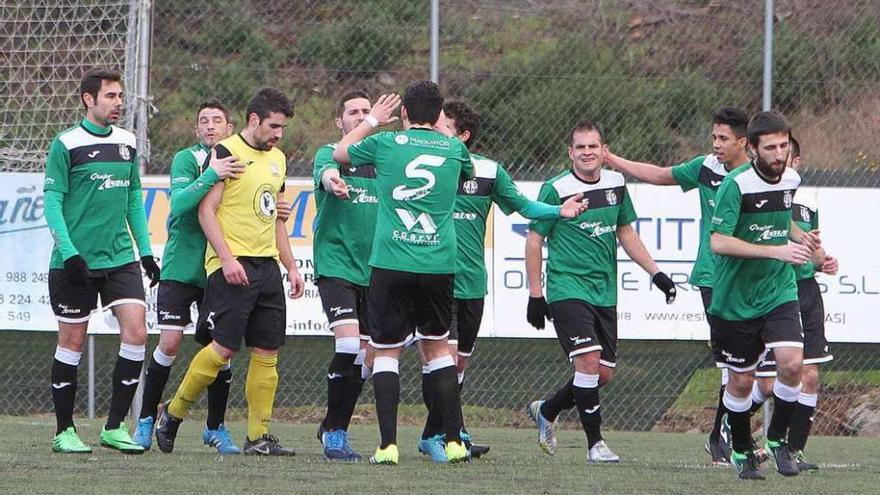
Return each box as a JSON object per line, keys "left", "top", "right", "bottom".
{"left": 347, "top": 128, "right": 473, "bottom": 274}
{"left": 313, "top": 142, "right": 379, "bottom": 286}
{"left": 43, "top": 118, "right": 144, "bottom": 270}
{"left": 161, "top": 143, "right": 219, "bottom": 288}
{"left": 671, "top": 154, "right": 749, "bottom": 288}
{"left": 709, "top": 164, "right": 801, "bottom": 321}
{"left": 791, "top": 187, "right": 819, "bottom": 281}
{"left": 453, "top": 154, "right": 531, "bottom": 299}
{"left": 530, "top": 169, "right": 637, "bottom": 307}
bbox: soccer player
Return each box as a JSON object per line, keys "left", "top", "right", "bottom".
{"left": 312, "top": 90, "right": 378, "bottom": 461}
{"left": 751, "top": 137, "right": 838, "bottom": 472}
{"left": 132, "top": 100, "right": 244, "bottom": 453}
{"left": 332, "top": 81, "right": 471, "bottom": 465}
{"left": 44, "top": 68, "right": 160, "bottom": 454}
{"left": 525, "top": 120, "right": 677, "bottom": 463}
{"left": 604, "top": 107, "right": 751, "bottom": 465}
{"left": 709, "top": 111, "right": 813, "bottom": 479}
{"left": 155, "top": 87, "right": 305, "bottom": 456}
{"left": 416, "top": 101, "right": 588, "bottom": 462}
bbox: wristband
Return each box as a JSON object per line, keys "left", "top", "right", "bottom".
{"left": 365, "top": 115, "right": 379, "bottom": 128}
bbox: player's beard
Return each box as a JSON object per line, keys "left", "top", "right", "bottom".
{"left": 754, "top": 151, "right": 788, "bottom": 180}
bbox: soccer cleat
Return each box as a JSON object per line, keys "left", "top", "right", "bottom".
{"left": 445, "top": 440, "right": 470, "bottom": 464}
{"left": 132, "top": 416, "right": 154, "bottom": 450}
{"left": 719, "top": 414, "right": 733, "bottom": 455}
{"left": 527, "top": 400, "right": 558, "bottom": 455}
{"left": 154, "top": 407, "right": 183, "bottom": 453}
{"left": 766, "top": 440, "right": 799, "bottom": 476}
{"left": 587, "top": 440, "right": 620, "bottom": 463}
{"left": 243, "top": 434, "right": 295, "bottom": 456}
{"left": 731, "top": 450, "right": 766, "bottom": 480}
{"left": 203, "top": 424, "right": 241, "bottom": 455}
{"left": 52, "top": 427, "right": 92, "bottom": 453}
{"left": 323, "top": 429, "right": 361, "bottom": 461}
{"left": 370, "top": 444, "right": 399, "bottom": 465}
{"left": 704, "top": 435, "right": 731, "bottom": 465}
{"left": 100, "top": 425, "right": 145, "bottom": 454}
{"left": 418, "top": 434, "right": 448, "bottom": 463}
{"left": 794, "top": 450, "right": 819, "bottom": 472}
{"left": 461, "top": 429, "right": 490, "bottom": 458}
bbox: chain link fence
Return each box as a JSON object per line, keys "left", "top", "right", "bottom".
{"left": 2, "top": 0, "right": 880, "bottom": 434}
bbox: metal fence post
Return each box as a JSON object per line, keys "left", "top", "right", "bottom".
{"left": 430, "top": 0, "right": 439, "bottom": 83}
{"left": 135, "top": 0, "right": 154, "bottom": 172}
{"left": 87, "top": 334, "right": 95, "bottom": 420}
{"left": 762, "top": 0, "right": 774, "bottom": 112}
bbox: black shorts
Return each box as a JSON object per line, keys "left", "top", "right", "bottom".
{"left": 757, "top": 279, "right": 833, "bottom": 376}
{"left": 699, "top": 286, "right": 725, "bottom": 369}
{"left": 194, "top": 257, "right": 286, "bottom": 352}
{"left": 549, "top": 299, "right": 617, "bottom": 368}
{"left": 317, "top": 277, "right": 370, "bottom": 340}
{"left": 713, "top": 301, "right": 803, "bottom": 373}
{"left": 48, "top": 261, "right": 145, "bottom": 323}
{"left": 449, "top": 298, "right": 485, "bottom": 356}
{"left": 156, "top": 280, "right": 203, "bottom": 331}
{"left": 367, "top": 267, "right": 453, "bottom": 349}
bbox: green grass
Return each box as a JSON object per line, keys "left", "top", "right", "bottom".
{"left": 1, "top": 417, "right": 878, "bottom": 494}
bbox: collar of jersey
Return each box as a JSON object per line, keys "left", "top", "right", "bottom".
{"left": 80, "top": 118, "right": 111, "bottom": 136}
{"left": 569, "top": 168, "right": 601, "bottom": 185}
{"left": 750, "top": 162, "right": 783, "bottom": 185}
{"left": 237, "top": 133, "right": 265, "bottom": 152}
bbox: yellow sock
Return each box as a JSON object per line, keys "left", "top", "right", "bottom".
{"left": 167, "top": 345, "right": 228, "bottom": 419}
{"left": 245, "top": 353, "right": 279, "bottom": 440}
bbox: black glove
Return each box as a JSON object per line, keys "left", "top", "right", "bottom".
{"left": 141, "top": 255, "right": 161, "bottom": 287}
{"left": 63, "top": 254, "right": 90, "bottom": 286}
{"left": 527, "top": 296, "right": 551, "bottom": 330}
{"left": 652, "top": 271, "right": 676, "bottom": 304}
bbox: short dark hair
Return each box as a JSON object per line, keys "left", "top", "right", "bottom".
{"left": 403, "top": 80, "right": 443, "bottom": 125}
{"left": 245, "top": 87, "right": 294, "bottom": 123}
{"left": 712, "top": 107, "right": 749, "bottom": 139}
{"left": 443, "top": 101, "right": 480, "bottom": 149}
{"left": 196, "top": 99, "right": 230, "bottom": 123}
{"left": 570, "top": 119, "right": 604, "bottom": 147}
{"left": 747, "top": 111, "right": 791, "bottom": 147}
{"left": 80, "top": 68, "right": 122, "bottom": 108}
{"left": 790, "top": 136, "right": 800, "bottom": 158}
{"left": 336, "top": 90, "right": 371, "bottom": 118}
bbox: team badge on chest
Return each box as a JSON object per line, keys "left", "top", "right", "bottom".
{"left": 605, "top": 189, "right": 617, "bottom": 206}
{"left": 118, "top": 144, "right": 131, "bottom": 161}
{"left": 783, "top": 190, "right": 793, "bottom": 209}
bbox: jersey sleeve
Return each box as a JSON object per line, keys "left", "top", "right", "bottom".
{"left": 348, "top": 134, "right": 381, "bottom": 167}
{"left": 169, "top": 149, "right": 220, "bottom": 218}
{"left": 670, "top": 155, "right": 704, "bottom": 192}
{"left": 312, "top": 145, "right": 339, "bottom": 190}
{"left": 43, "top": 137, "right": 70, "bottom": 193}
{"left": 491, "top": 166, "right": 531, "bottom": 215}
{"left": 529, "top": 182, "right": 560, "bottom": 237}
{"left": 618, "top": 185, "right": 638, "bottom": 225}
{"left": 710, "top": 178, "right": 742, "bottom": 236}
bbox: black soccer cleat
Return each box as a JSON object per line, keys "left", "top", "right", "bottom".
{"left": 732, "top": 450, "right": 766, "bottom": 480}
{"left": 154, "top": 406, "right": 183, "bottom": 454}
{"left": 469, "top": 442, "right": 491, "bottom": 458}
{"left": 705, "top": 435, "right": 731, "bottom": 465}
{"left": 795, "top": 450, "right": 819, "bottom": 472}
{"left": 767, "top": 440, "right": 799, "bottom": 477}
{"left": 243, "top": 434, "right": 296, "bottom": 456}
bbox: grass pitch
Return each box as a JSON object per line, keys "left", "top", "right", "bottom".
{"left": 1, "top": 416, "right": 878, "bottom": 495}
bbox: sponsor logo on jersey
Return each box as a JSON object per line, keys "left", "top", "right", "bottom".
{"left": 159, "top": 310, "right": 181, "bottom": 320}
{"left": 329, "top": 306, "right": 354, "bottom": 317}
{"left": 605, "top": 189, "right": 617, "bottom": 205}
{"left": 453, "top": 211, "right": 478, "bottom": 221}
{"left": 172, "top": 177, "right": 191, "bottom": 184}
{"left": 462, "top": 179, "right": 478, "bottom": 195}
{"left": 800, "top": 206, "right": 811, "bottom": 222}
{"left": 569, "top": 336, "right": 592, "bottom": 346}
{"left": 577, "top": 220, "right": 616, "bottom": 238}
{"left": 253, "top": 184, "right": 277, "bottom": 223}
{"left": 749, "top": 223, "right": 788, "bottom": 242}
{"left": 710, "top": 180, "right": 722, "bottom": 187}
{"left": 118, "top": 144, "right": 131, "bottom": 161}
{"left": 349, "top": 186, "right": 378, "bottom": 204}
{"left": 56, "top": 304, "right": 81, "bottom": 315}
{"left": 783, "top": 190, "right": 793, "bottom": 209}
{"left": 708, "top": 199, "right": 716, "bottom": 208}
{"left": 394, "top": 135, "right": 409, "bottom": 145}
{"left": 393, "top": 208, "right": 440, "bottom": 245}
{"left": 88, "top": 150, "right": 100, "bottom": 159}
{"left": 721, "top": 350, "right": 746, "bottom": 364}
{"left": 755, "top": 199, "right": 769, "bottom": 208}
{"left": 91, "top": 172, "right": 130, "bottom": 191}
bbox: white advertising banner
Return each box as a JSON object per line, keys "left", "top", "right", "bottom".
{"left": 492, "top": 182, "right": 877, "bottom": 343}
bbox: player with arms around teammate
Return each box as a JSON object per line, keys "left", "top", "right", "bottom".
{"left": 312, "top": 90, "right": 378, "bottom": 461}
{"left": 709, "top": 111, "right": 812, "bottom": 479}
{"left": 750, "top": 137, "right": 838, "bottom": 472}
{"left": 133, "top": 100, "right": 245, "bottom": 453}
{"left": 332, "top": 81, "right": 473, "bottom": 465}
{"left": 525, "top": 120, "right": 676, "bottom": 463}
{"left": 604, "top": 107, "right": 751, "bottom": 464}
{"left": 155, "top": 88, "right": 305, "bottom": 456}
{"left": 415, "top": 101, "right": 588, "bottom": 462}
{"left": 44, "top": 68, "right": 160, "bottom": 454}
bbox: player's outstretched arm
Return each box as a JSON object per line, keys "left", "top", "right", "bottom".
{"left": 525, "top": 230, "right": 551, "bottom": 329}
{"left": 198, "top": 182, "right": 248, "bottom": 286}
{"left": 618, "top": 224, "right": 676, "bottom": 303}
{"left": 275, "top": 209, "right": 303, "bottom": 299}
{"left": 332, "top": 93, "right": 400, "bottom": 164}
{"left": 170, "top": 148, "right": 243, "bottom": 218}
{"left": 710, "top": 232, "right": 811, "bottom": 264}
{"left": 320, "top": 168, "right": 350, "bottom": 199}
{"left": 604, "top": 151, "right": 677, "bottom": 186}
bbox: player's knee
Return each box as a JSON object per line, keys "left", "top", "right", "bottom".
{"left": 776, "top": 359, "right": 802, "bottom": 384}
{"left": 211, "top": 341, "right": 237, "bottom": 361}
{"left": 158, "top": 332, "right": 183, "bottom": 356}
{"left": 757, "top": 377, "right": 774, "bottom": 398}
{"left": 572, "top": 352, "right": 600, "bottom": 374}
{"left": 58, "top": 330, "right": 87, "bottom": 352}
{"left": 599, "top": 366, "right": 614, "bottom": 386}
{"left": 727, "top": 371, "right": 755, "bottom": 397}
{"left": 801, "top": 365, "right": 820, "bottom": 392}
